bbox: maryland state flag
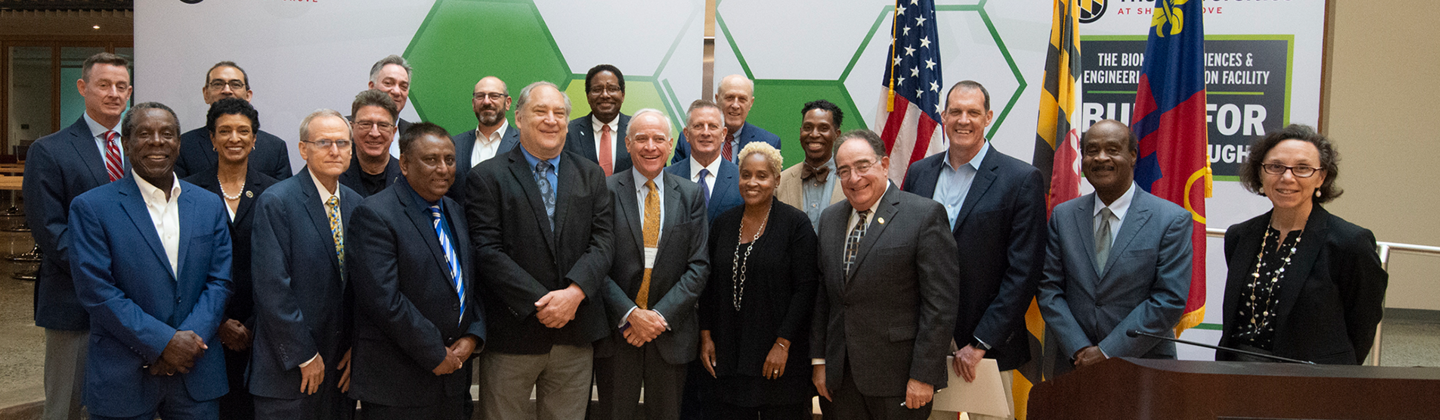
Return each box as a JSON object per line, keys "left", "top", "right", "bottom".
{"left": 1131, "top": 0, "right": 1211, "bottom": 335}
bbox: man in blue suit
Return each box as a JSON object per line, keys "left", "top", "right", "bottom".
{"left": 1037, "top": 119, "right": 1192, "bottom": 377}
{"left": 249, "top": 109, "right": 361, "bottom": 419}
{"left": 447, "top": 76, "right": 520, "bottom": 203}
{"left": 174, "top": 61, "right": 293, "bottom": 181}
{"left": 349, "top": 123, "right": 485, "bottom": 419}
{"left": 565, "top": 64, "right": 632, "bottom": 176}
{"left": 23, "top": 52, "right": 132, "bottom": 420}
{"left": 69, "top": 102, "right": 235, "bottom": 420}
{"left": 670, "top": 75, "right": 781, "bottom": 165}
{"left": 665, "top": 100, "right": 741, "bottom": 223}
{"left": 902, "top": 81, "right": 1046, "bottom": 419}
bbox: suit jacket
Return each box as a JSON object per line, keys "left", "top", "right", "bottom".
{"left": 183, "top": 166, "right": 278, "bottom": 328}
{"left": 338, "top": 152, "right": 402, "bottom": 198}
{"left": 595, "top": 170, "right": 709, "bottom": 364}
{"left": 671, "top": 121, "right": 782, "bottom": 165}
{"left": 1217, "top": 206, "right": 1387, "bottom": 365}
{"left": 69, "top": 175, "right": 234, "bottom": 417}
{"left": 447, "top": 124, "right": 520, "bottom": 203}
{"left": 776, "top": 162, "right": 844, "bottom": 223}
{"left": 901, "top": 149, "right": 1046, "bottom": 371}
{"left": 809, "top": 185, "right": 959, "bottom": 397}
{"left": 565, "top": 113, "right": 632, "bottom": 174}
{"left": 249, "top": 168, "right": 362, "bottom": 399}
{"left": 348, "top": 179, "right": 486, "bottom": 407}
{"left": 24, "top": 117, "right": 119, "bottom": 330}
{"left": 175, "top": 127, "right": 294, "bottom": 181}
{"left": 1037, "top": 189, "right": 1191, "bottom": 376}
{"left": 664, "top": 157, "right": 742, "bottom": 224}
{"left": 466, "top": 146, "right": 613, "bottom": 354}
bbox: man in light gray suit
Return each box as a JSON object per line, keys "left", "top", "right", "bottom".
{"left": 1037, "top": 119, "right": 1192, "bottom": 376}
{"left": 810, "top": 130, "right": 959, "bottom": 420}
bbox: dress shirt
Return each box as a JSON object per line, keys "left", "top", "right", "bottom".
{"left": 84, "top": 111, "right": 124, "bottom": 165}
{"left": 621, "top": 170, "right": 668, "bottom": 328}
{"left": 311, "top": 173, "right": 342, "bottom": 230}
{"left": 687, "top": 155, "right": 722, "bottom": 199}
{"left": 471, "top": 120, "right": 509, "bottom": 168}
{"left": 800, "top": 159, "right": 837, "bottom": 230}
{"left": 1092, "top": 181, "right": 1138, "bottom": 250}
{"left": 591, "top": 115, "right": 620, "bottom": 170}
{"left": 387, "top": 117, "right": 403, "bottom": 158}
{"left": 814, "top": 184, "right": 888, "bottom": 366}
{"left": 134, "top": 170, "right": 182, "bottom": 275}
{"left": 935, "top": 141, "right": 990, "bottom": 229}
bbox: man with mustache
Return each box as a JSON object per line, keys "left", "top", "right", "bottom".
{"left": 777, "top": 99, "right": 846, "bottom": 231}
{"left": 670, "top": 75, "right": 782, "bottom": 165}
{"left": 447, "top": 76, "right": 520, "bottom": 203}
{"left": 174, "top": 61, "right": 293, "bottom": 181}
{"left": 339, "top": 89, "right": 403, "bottom": 197}
{"left": 565, "top": 64, "right": 632, "bottom": 177}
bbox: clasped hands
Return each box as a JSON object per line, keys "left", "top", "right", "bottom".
{"left": 148, "top": 330, "right": 206, "bottom": 377}
{"left": 535, "top": 284, "right": 585, "bottom": 329}
{"left": 432, "top": 336, "right": 479, "bottom": 376}
{"left": 623, "top": 308, "right": 668, "bottom": 347}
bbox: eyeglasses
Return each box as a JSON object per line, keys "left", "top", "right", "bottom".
{"left": 587, "top": 85, "right": 622, "bottom": 95}
{"left": 207, "top": 80, "right": 246, "bottom": 91}
{"left": 354, "top": 121, "right": 395, "bottom": 132}
{"left": 1261, "top": 163, "right": 1321, "bottom": 178}
{"left": 835, "top": 160, "right": 877, "bottom": 179}
{"left": 302, "top": 139, "right": 353, "bottom": 150}
{"left": 474, "top": 92, "right": 508, "bottom": 101}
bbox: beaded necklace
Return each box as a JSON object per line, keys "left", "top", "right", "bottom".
{"left": 731, "top": 204, "right": 771, "bottom": 311}
{"left": 1238, "top": 221, "right": 1303, "bottom": 341}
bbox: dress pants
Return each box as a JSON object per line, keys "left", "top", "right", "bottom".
{"left": 703, "top": 401, "right": 811, "bottom": 420}
{"left": 253, "top": 385, "right": 356, "bottom": 420}
{"left": 43, "top": 328, "right": 88, "bottom": 420}
{"left": 820, "top": 362, "right": 931, "bottom": 420}
{"left": 477, "top": 343, "right": 593, "bottom": 420}
{"left": 87, "top": 374, "right": 218, "bottom": 420}
{"left": 219, "top": 346, "right": 254, "bottom": 420}
{"left": 594, "top": 342, "right": 687, "bottom": 420}
{"left": 359, "top": 395, "right": 467, "bottom": 420}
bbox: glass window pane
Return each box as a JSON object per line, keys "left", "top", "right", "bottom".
{"left": 59, "top": 47, "right": 107, "bottom": 125}
{"left": 9, "top": 46, "right": 54, "bottom": 156}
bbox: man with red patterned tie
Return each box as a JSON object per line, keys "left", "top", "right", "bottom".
{"left": 564, "top": 64, "right": 633, "bottom": 176}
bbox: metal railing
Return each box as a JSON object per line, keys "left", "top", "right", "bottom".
{"left": 1205, "top": 227, "right": 1440, "bottom": 366}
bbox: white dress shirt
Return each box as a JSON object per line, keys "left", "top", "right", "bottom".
{"left": 591, "top": 115, "right": 620, "bottom": 170}
{"left": 687, "top": 155, "right": 722, "bottom": 199}
{"left": 134, "top": 170, "right": 182, "bottom": 275}
{"left": 622, "top": 170, "right": 667, "bottom": 327}
{"left": 471, "top": 120, "right": 509, "bottom": 168}
{"left": 299, "top": 173, "right": 343, "bottom": 368}
{"left": 1092, "top": 181, "right": 1138, "bottom": 250}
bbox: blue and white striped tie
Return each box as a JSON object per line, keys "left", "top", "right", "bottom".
{"left": 429, "top": 205, "right": 464, "bottom": 324}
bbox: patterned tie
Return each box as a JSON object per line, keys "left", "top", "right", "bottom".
{"left": 843, "top": 209, "right": 871, "bottom": 281}
{"left": 430, "top": 205, "right": 465, "bottom": 324}
{"left": 722, "top": 133, "right": 735, "bottom": 162}
{"left": 326, "top": 196, "right": 344, "bottom": 276}
{"left": 599, "top": 125, "right": 614, "bottom": 176}
{"left": 636, "top": 180, "right": 660, "bottom": 309}
{"left": 534, "top": 160, "right": 556, "bottom": 231}
{"left": 103, "top": 130, "right": 122, "bottom": 182}
{"left": 697, "top": 168, "right": 711, "bottom": 205}
{"left": 1096, "top": 207, "right": 1114, "bottom": 274}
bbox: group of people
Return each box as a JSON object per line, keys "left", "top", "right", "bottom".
{"left": 22, "top": 52, "right": 1387, "bottom": 420}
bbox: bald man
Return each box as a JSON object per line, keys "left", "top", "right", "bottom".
{"left": 448, "top": 76, "right": 520, "bottom": 203}
{"left": 670, "top": 75, "right": 781, "bottom": 165}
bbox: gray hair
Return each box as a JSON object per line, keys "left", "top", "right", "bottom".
{"left": 515, "top": 81, "right": 572, "bottom": 115}
{"left": 833, "top": 129, "right": 887, "bottom": 159}
{"left": 629, "top": 108, "right": 671, "bottom": 135}
{"left": 121, "top": 102, "right": 178, "bottom": 139}
{"left": 299, "top": 108, "right": 350, "bottom": 143}
{"left": 369, "top": 55, "right": 412, "bottom": 83}
{"left": 685, "top": 99, "right": 722, "bottom": 128}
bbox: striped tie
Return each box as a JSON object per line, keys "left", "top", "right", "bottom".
{"left": 103, "top": 130, "right": 122, "bottom": 182}
{"left": 429, "top": 205, "right": 465, "bottom": 324}
{"left": 326, "top": 196, "right": 344, "bottom": 275}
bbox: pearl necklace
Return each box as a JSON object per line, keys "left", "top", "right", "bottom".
{"left": 219, "top": 177, "right": 245, "bottom": 201}
{"left": 731, "top": 204, "right": 771, "bottom": 311}
{"left": 1238, "top": 222, "right": 1302, "bottom": 340}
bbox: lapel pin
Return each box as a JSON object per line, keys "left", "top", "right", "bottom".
{"left": 877, "top": 217, "right": 885, "bottom": 224}
{"left": 245, "top": 190, "right": 253, "bottom": 198}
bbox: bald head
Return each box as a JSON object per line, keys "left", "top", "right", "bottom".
{"left": 473, "top": 76, "right": 513, "bottom": 129}
{"left": 716, "top": 74, "right": 756, "bottom": 133}
{"left": 1080, "top": 119, "right": 1137, "bottom": 154}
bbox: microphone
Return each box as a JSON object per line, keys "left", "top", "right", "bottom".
{"left": 1126, "top": 330, "right": 1316, "bottom": 365}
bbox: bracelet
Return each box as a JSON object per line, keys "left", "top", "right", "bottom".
{"left": 776, "top": 342, "right": 788, "bottom": 349}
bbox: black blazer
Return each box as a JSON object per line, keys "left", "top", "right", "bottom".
{"left": 595, "top": 170, "right": 709, "bottom": 365}
{"left": 564, "top": 113, "right": 632, "bottom": 174}
{"left": 338, "top": 152, "right": 402, "bottom": 198}
{"left": 448, "top": 125, "right": 520, "bottom": 203}
{"left": 348, "top": 179, "right": 486, "bottom": 406}
{"left": 466, "top": 146, "right": 614, "bottom": 354}
{"left": 182, "top": 165, "right": 278, "bottom": 327}
{"left": 1218, "top": 206, "right": 1388, "bottom": 365}
{"left": 901, "top": 148, "right": 1046, "bottom": 371}
{"left": 175, "top": 127, "right": 294, "bottom": 181}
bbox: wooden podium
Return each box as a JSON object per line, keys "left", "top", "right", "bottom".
{"left": 1028, "top": 357, "right": 1440, "bottom": 419}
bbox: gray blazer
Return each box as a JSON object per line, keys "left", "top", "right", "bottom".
{"left": 1037, "top": 188, "right": 1192, "bottom": 375}
{"left": 810, "top": 185, "right": 959, "bottom": 397}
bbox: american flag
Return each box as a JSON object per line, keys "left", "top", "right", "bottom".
{"left": 875, "top": 0, "right": 945, "bottom": 185}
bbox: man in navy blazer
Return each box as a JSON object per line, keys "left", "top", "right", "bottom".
{"left": 349, "top": 123, "right": 485, "bottom": 419}
{"left": 1037, "top": 120, "right": 1191, "bottom": 377}
{"left": 901, "top": 81, "right": 1045, "bottom": 417}
{"left": 70, "top": 102, "right": 234, "bottom": 420}
{"left": 249, "top": 109, "right": 361, "bottom": 419}
{"left": 565, "top": 64, "right": 632, "bottom": 176}
{"left": 447, "top": 76, "right": 520, "bottom": 203}
{"left": 670, "top": 75, "right": 781, "bottom": 165}
{"left": 23, "top": 52, "right": 132, "bottom": 420}
{"left": 665, "top": 100, "right": 742, "bottom": 223}
{"left": 174, "top": 61, "right": 293, "bottom": 181}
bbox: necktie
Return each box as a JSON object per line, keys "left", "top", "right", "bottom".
{"left": 697, "top": 169, "right": 711, "bottom": 205}
{"left": 802, "top": 163, "right": 830, "bottom": 181}
{"left": 599, "top": 125, "right": 614, "bottom": 176}
{"left": 722, "top": 133, "right": 735, "bottom": 162}
{"left": 326, "top": 196, "right": 344, "bottom": 276}
{"left": 636, "top": 180, "right": 660, "bottom": 309}
{"left": 103, "top": 130, "right": 122, "bottom": 182}
{"left": 534, "top": 160, "right": 555, "bottom": 231}
{"left": 1096, "top": 207, "right": 1114, "bottom": 274}
{"left": 430, "top": 205, "right": 465, "bottom": 324}
{"left": 844, "top": 209, "right": 871, "bottom": 281}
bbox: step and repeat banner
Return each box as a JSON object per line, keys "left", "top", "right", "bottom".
{"left": 136, "top": 0, "right": 1326, "bottom": 360}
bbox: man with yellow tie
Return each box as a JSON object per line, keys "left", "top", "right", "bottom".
{"left": 594, "top": 109, "right": 710, "bottom": 420}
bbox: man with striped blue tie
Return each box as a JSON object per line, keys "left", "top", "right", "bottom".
{"left": 347, "top": 122, "right": 486, "bottom": 419}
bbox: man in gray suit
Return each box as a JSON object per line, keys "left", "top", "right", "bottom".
{"left": 810, "top": 130, "right": 959, "bottom": 420}
{"left": 1037, "top": 119, "right": 1192, "bottom": 376}
{"left": 595, "top": 109, "right": 709, "bottom": 420}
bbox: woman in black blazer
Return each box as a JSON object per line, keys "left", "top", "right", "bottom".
{"left": 698, "top": 143, "right": 818, "bottom": 419}
{"left": 182, "top": 98, "right": 279, "bottom": 419}
{"left": 1218, "top": 124, "right": 1387, "bottom": 365}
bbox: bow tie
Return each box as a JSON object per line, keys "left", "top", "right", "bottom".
{"left": 802, "top": 163, "right": 830, "bottom": 181}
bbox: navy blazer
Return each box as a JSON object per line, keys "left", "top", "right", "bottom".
{"left": 69, "top": 175, "right": 234, "bottom": 417}
{"left": 447, "top": 124, "right": 520, "bottom": 203}
{"left": 670, "top": 121, "right": 781, "bottom": 165}
{"left": 665, "top": 157, "right": 742, "bottom": 225}
{"left": 175, "top": 127, "right": 294, "bottom": 181}
{"left": 1037, "top": 189, "right": 1191, "bottom": 376}
{"left": 338, "top": 152, "right": 402, "bottom": 198}
{"left": 901, "top": 148, "right": 1046, "bottom": 371}
{"left": 564, "top": 113, "right": 632, "bottom": 174}
{"left": 348, "top": 180, "right": 486, "bottom": 407}
{"left": 249, "top": 168, "right": 362, "bottom": 399}
{"left": 23, "top": 117, "right": 119, "bottom": 330}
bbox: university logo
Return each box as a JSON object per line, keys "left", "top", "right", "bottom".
{"left": 1079, "top": 0, "right": 1107, "bottom": 24}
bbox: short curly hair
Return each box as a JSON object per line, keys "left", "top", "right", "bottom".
{"left": 1239, "top": 124, "right": 1342, "bottom": 204}
{"left": 738, "top": 141, "right": 782, "bottom": 178}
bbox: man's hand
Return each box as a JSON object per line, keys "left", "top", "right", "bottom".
{"left": 147, "top": 358, "right": 174, "bottom": 376}
{"left": 216, "top": 318, "right": 252, "bottom": 351}
{"left": 624, "top": 309, "right": 667, "bottom": 345}
{"left": 432, "top": 356, "right": 460, "bottom": 376}
{"left": 158, "top": 330, "right": 207, "bottom": 374}
{"left": 336, "top": 349, "right": 353, "bottom": 393}
{"left": 904, "top": 379, "right": 934, "bottom": 409}
{"left": 1073, "top": 346, "right": 1108, "bottom": 369}
{"left": 535, "top": 284, "right": 585, "bottom": 328}
{"left": 699, "top": 331, "right": 717, "bottom": 378}
{"left": 299, "top": 354, "right": 324, "bottom": 395}
{"left": 448, "top": 336, "right": 478, "bottom": 365}
{"left": 953, "top": 344, "right": 986, "bottom": 382}
{"left": 812, "top": 365, "right": 832, "bottom": 402}
{"left": 762, "top": 338, "right": 791, "bottom": 380}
